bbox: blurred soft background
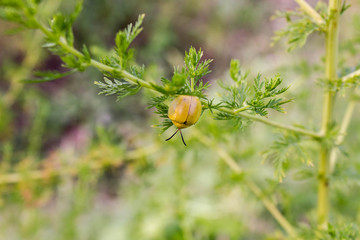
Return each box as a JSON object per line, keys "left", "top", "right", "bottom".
{"left": 1, "top": 0, "right": 360, "bottom": 239}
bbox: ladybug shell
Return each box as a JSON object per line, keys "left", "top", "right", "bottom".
{"left": 168, "top": 95, "right": 202, "bottom": 129}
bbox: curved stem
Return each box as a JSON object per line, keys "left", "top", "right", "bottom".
{"left": 37, "top": 24, "right": 155, "bottom": 90}
{"left": 246, "top": 181, "right": 296, "bottom": 237}
{"left": 233, "top": 105, "right": 251, "bottom": 113}
{"left": 342, "top": 69, "right": 360, "bottom": 82}
{"left": 294, "top": 0, "right": 326, "bottom": 25}
{"left": 214, "top": 105, "right": 322, "bottom": 139}
{"left": 196, "top": 131, "right": 296, "bottom": 237}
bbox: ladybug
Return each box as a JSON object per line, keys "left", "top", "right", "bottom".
{"left": 166, "top": 95, "right": 202, "bottom": 146}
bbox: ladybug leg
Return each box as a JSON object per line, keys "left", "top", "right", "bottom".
{"left": 165, "top": 129, "right": 179, "bottom": 141}
{"left": 179, "top": 129, "right": 187, "bottom": 146}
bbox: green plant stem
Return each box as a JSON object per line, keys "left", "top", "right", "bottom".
{"left": 214, "top": 105, "right": 322, "bottom": 139}
{"left": 34, "top": 18, "right": 321, "bottom": 140}
{"left": 294, "top": 0, "right": 325, "bottom": 25}
{"left": 245, "top": 181, "right": 296, "bottom": 237}
{"left": 329, "top": 100, "right": 356, "bottom": 173}
{"left": 317, "top": 0, "right": 341, "bottom": 229}
{"left": 190, "top": 77, "right": 195, "bottom": 92}
{"left": 37, "top": 23, "right": 154, "bottom": 90}
{"left": 342, "top": 68, "right": 360, "bottom": 82}
{"left": 233, "top": 105, "right": 251, "bottom": 113}
{"left": 196, "top": 131, "right": 296, "bottom": 237}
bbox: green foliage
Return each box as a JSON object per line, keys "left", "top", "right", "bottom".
{"left": 2, "top": 0, "right": 360, "bottom": 239}
{"left": 21, "top": 69, "right": 77, "bottom": 83}
{"left": 147, "top": 96, "right": 173, "bottom": 133}
{"left": 340, "top": 1, "right": 351, "bottom": 15}
{"left": 332, "top": 157, "right": 360, "bottom": 190}
{"left": 218, "top": 60, "right": 250, "bottom": 110}
{"left": 263, "top": 132, "right": 313, "bottom": 182}
{"left": 115, "top": 14, "right": 144, "bottom": 69}
{"left": 214, "top": 60, "right": 291, "bottom": 128}
{"left": 272, "top": 4, "right": 326, "bottom": 52}
{"left": 1, "top": 0, "right": 288, "bottom": 136}
{"left": 95, "top": 77, "right": 141, "bottom": 101}
{"left": 247, "top": 74, "right": 291, "bottom": 116}
{"left": 93, "top": 15, "right": 146, "bottom": 99}
{"left": 156, "top": 47, "right": 212, "bottom": 96}
{"left": 184, "top": 47, "right": 212, "bottom": 89}
{"left": 317, "top": 73, "right": 360, "bottom": 94}
{"left": 298, "top": 222, "right": 359, "bottom": 239}
{"left": 0, "top": 0, "right": 39, "bottom": 28}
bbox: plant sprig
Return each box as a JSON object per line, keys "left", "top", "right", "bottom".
{"left": 263, "top": 132, "right": 313, "bottom": 182}
{"left": 149, "top": 47, "right": 212, "bottom": 133}
{"left": 272, "top": 2, "right": 327, "bottom": 52}
{"left": 0, "top": 0, "right": 322, "bottom": 140}
{"left": 213, "top": 60, "right": 292, "bottom": 130}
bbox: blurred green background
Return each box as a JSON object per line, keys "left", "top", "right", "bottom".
{"left": 1, "top": 0, "right": 360, "bottom": 239}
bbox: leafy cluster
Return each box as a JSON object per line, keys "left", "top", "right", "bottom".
{"left": 272, "top": 3, "right": 327, "bottom": 52}
{"left": 148, "top": 96, "right": 173, "bottom": 133}
{"left": 96, "top": 77, "right": 141, "bottom": 101}
{"left": 154, "top": 47, "right": 212, "bottom": 96}
{"left": 94, "top": 14, "right": 146, "bottom": 100}
{"left": 0, "top": 0, "right": 88, "bottom": 81}
{"left": 262, "top": 132, "right": 313, "bottom": 182}
{"left": 298, "top": 222, "right": 359, "bottom": 240}
{"left": 248, "top": 74, "right": 291, "bottom": 116}
{"left": 0, "top": 0, "right": 41, "bottom": 29}
{"left": 0, "top": 0, "right": 146, "bottom": 100}
{"left": 115, "top": 14, "right": 144, "bottom": 69}
{"left": 150, "top": 47, "right": 213, "bottom": 133}
{"left": 214, "top": 60, "right": 291, "bottom": 129}
{"left": 22, "top": 70, "right": 77, "bottom": 83}
{"left": 331, "top": 154, "right": 360, "bottom": 191}
{"left": 218, "top": 60, "right": 250, "bottom": 110}
{"left": 317, "top": 75, "right": 360, "bottom": 94}
{"left": 40, "top": 0, "right": 90, "bottom": 72}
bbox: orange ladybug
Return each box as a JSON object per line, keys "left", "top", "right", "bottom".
{"left": 166, "top": 95, "right": 202, "bottom": 146}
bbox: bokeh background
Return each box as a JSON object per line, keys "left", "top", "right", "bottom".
{"left": 1, "top": 0, "right": 360, "bottom": 239}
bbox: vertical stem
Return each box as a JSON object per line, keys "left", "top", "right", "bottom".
{"left": 318, "top": 0, "right": 341, "bottom": 229}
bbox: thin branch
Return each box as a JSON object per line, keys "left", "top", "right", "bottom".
{"left": 294, "top": 0, "right": 326, "bottom": 25}
{"left": 233, "top": 105, "right": 251, "bottom": 114}
{"left": 196, "top": 132, "right": 243, "bottom": 174}
{"left": 37, "top": 24, "right": 154, "bottom": 90}
{"left": 196, "top": 131, "right": 297, "bottom": 237}
{"left": 214, "top": 105, "right": 322, "bottom": 139}
{"left": 329, "top": 100, "right": 356, "bottom": 173}
{"left": 342, "top": 68, "right": 360, "bottom": 82}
